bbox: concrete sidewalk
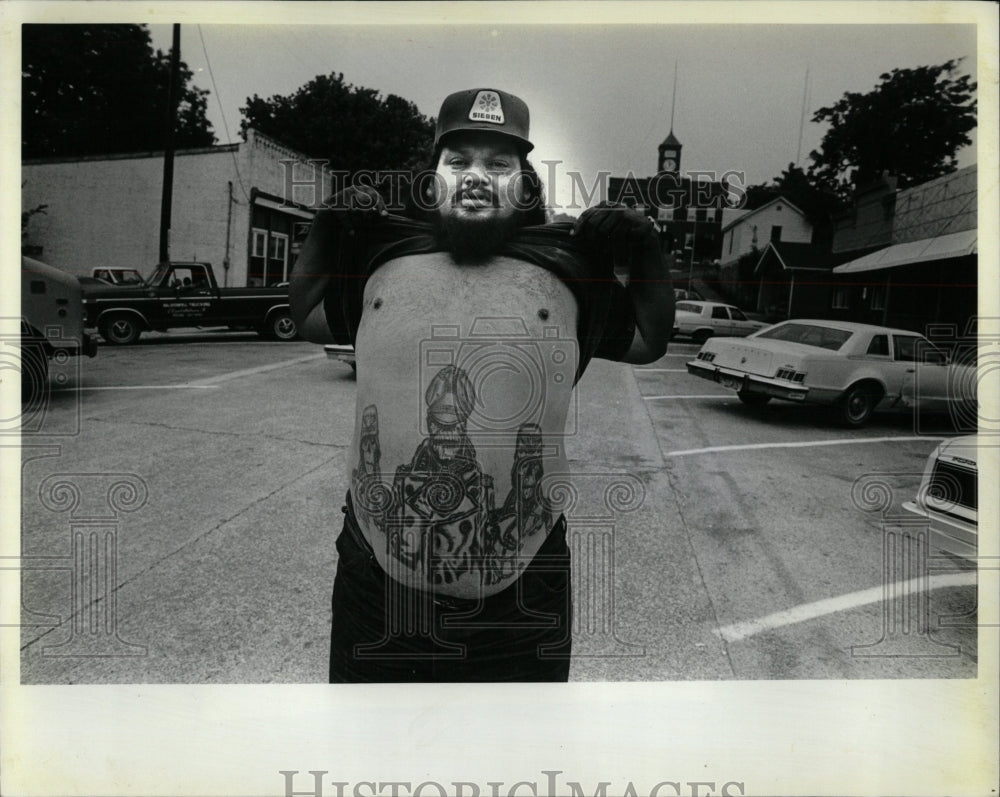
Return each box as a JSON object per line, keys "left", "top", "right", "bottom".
{"left": 566, "top": 358, "right": 731, "bottom": 680}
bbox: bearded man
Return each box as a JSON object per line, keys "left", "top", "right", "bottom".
{"left": 291, "top": 88, "right": 673, "bottom": 682}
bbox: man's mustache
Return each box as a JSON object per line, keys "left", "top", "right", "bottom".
{"left": 453, "top": 188, "right": 497, "bottom": 205}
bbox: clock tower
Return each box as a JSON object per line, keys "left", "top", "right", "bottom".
{"left": 658, "top": 130, "right": 682, "bottom": 174}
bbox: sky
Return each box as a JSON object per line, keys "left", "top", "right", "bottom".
{"left": 0, "top": 5, "right": 997, "bottom": 796}
{"left": 146, "top": 15, "right": 980, "bottom": 211}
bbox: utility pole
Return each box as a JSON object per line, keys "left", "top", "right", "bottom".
{"left": 688, "top": 215, "right": 697, "bottom": 292}
{"left": 796, "top": 66, "right": 810, "bottom": 166}
{"left": 159, "top": 23, "right": 181, "bottom": 263}
{"left": 669, "top": 60, "right": 678, "bottom": 132}
{"left": 223, "top": 181, "right": 234, "bottom": 287}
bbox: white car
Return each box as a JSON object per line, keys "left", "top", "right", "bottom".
{"left": 686, "top": 319, "right": 976, "bottom": 426}
{"left": 672, "top": 301, "right": 768, "bottom": 343}
{"left": 903, "top": 436, "right": 978, "bottom": 562}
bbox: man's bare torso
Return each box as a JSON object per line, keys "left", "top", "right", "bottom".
{"left": 347, "top": 252, "right": 578, "bottom": 599}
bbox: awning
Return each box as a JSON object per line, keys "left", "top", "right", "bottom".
{"left": 254, "top": 196, "right": 314, "bottom": 219}
{"left": 833, "top": 229, "right": 977, "bottom": 274}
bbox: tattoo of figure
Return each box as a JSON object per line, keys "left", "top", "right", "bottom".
{"left": 352, "top": 404, "right": 389, "bottom": 528}
{"left": 484, "top": 422, "right": 551, "bottom": 585}
{"left": 358, "top": 367, "right": 552, "bottom": 588}
{"left": 388, "top": 365, "right": 496, "bottom": 585}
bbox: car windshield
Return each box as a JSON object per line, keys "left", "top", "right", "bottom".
{"left": 116, "top": 271, "right": 144, "bottom": 285}
{"left": 676, "top": 302, "right": 702, "bottom": 313}
{"left": 756, "top": 322, "right": 853, "bottom": 351}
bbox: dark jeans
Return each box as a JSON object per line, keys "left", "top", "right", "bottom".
{"left": 329, "top": 493, "right": 572, "bottom": 682}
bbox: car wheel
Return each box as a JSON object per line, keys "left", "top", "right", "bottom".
{"left": 838, "top": 382, "right": 882, "bottom": 427}
{"left": 692, "top": 329, "right": 712, "bottom": 345}
{"left": 263, "top": 311, "right": 297, "bottom": 341}
{"left": 99, "top": 314, "right": 142, "bottom": 345}
{"left": 737, "top": 391, "right": 771, "bottom": 407}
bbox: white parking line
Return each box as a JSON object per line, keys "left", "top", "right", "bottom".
{"left": 53, "top": 385, "right": 219, "bottom": 392}
{"left": 50, "top": 353, "right": 325, "bottom": 392}
{"left": 634, "top": 368, "right": 690, "bottom": 373}
{"left": 664, "top": 435, "right": 948, "bottom": 458}
{"left": 643, "top": 394, "right": 732, "bottom": 400}
{"left": 187, "top": 353, "right": 326, "bottom": 386}
{"left": 716, "top": 571, "right": 977, "bottom": 643}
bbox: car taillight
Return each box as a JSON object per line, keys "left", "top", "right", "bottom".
{"left": 697, "top": 351, "right": 716, "bottom": 362}
{"left": 775, "top": 367, "right": 806, "bottom": 381}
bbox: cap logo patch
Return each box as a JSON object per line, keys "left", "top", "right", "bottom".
{"left": 469, "top": 90, "right": 505, "bottom": 124}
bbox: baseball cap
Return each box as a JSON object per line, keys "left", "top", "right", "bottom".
{"left": 434, "top": 88, "right": 533, "bottom": 153}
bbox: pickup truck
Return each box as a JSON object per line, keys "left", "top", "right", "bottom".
{"left": 82, "top": 261, "right": 296, "bottom": 345}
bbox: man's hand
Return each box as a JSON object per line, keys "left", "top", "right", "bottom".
{"left": 573, "top": 202, "right": 673, "bottom": 364}
{"left": 571, "top": 202, "right": 658, "bottom": 252}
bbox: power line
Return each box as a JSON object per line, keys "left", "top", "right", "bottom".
{"left": 197, "top": 24, "right": 249, "bottom": 202}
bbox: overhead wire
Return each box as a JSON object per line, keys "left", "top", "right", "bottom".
{"left": 197, "top": 24, "right": 250, "bottom": 202}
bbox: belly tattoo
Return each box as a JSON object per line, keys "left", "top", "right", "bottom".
{"left": 352, "top": 364, "right": 551, "bottom": 586}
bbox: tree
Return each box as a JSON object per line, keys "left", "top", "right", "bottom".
{"left": 21, "top": 196, "right": 48, "bottom": 255}
{"left": 807, "top": 59, "right": 976, "bottom": 199}
{"left": 240, "top": 72, "right": 435, "bottom": 175}
{"left": 22, "top": 24, "right": 215, "bottom": 158}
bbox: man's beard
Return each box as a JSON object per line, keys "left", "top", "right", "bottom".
{"left": 432, "top": 207, "right": 520, "bottom": 263}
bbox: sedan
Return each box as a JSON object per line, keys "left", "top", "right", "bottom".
{"left": 902, "top": 435, "right": 978, "bottom": 562}
{"left": 672, "top": 301, "right": 768, "bottom": 343}
{"left": 686, "top": 319, "right": 976, "bottom": 426}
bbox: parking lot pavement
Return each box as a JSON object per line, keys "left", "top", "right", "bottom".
{"left": 19, "top": 338, "right": 355, "bottom": 683}
{"left": 632, "top": 341, "right": 979, "bottom": 680}
{"left": 14, "top": 334, "right": 982, "bottom": 682}
{"left": 566, "top": 359, "right": 734, "bottom": 680}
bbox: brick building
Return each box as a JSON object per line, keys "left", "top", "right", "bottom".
{"left": 607, "top": 129, "right": 731, "bottom": 265}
